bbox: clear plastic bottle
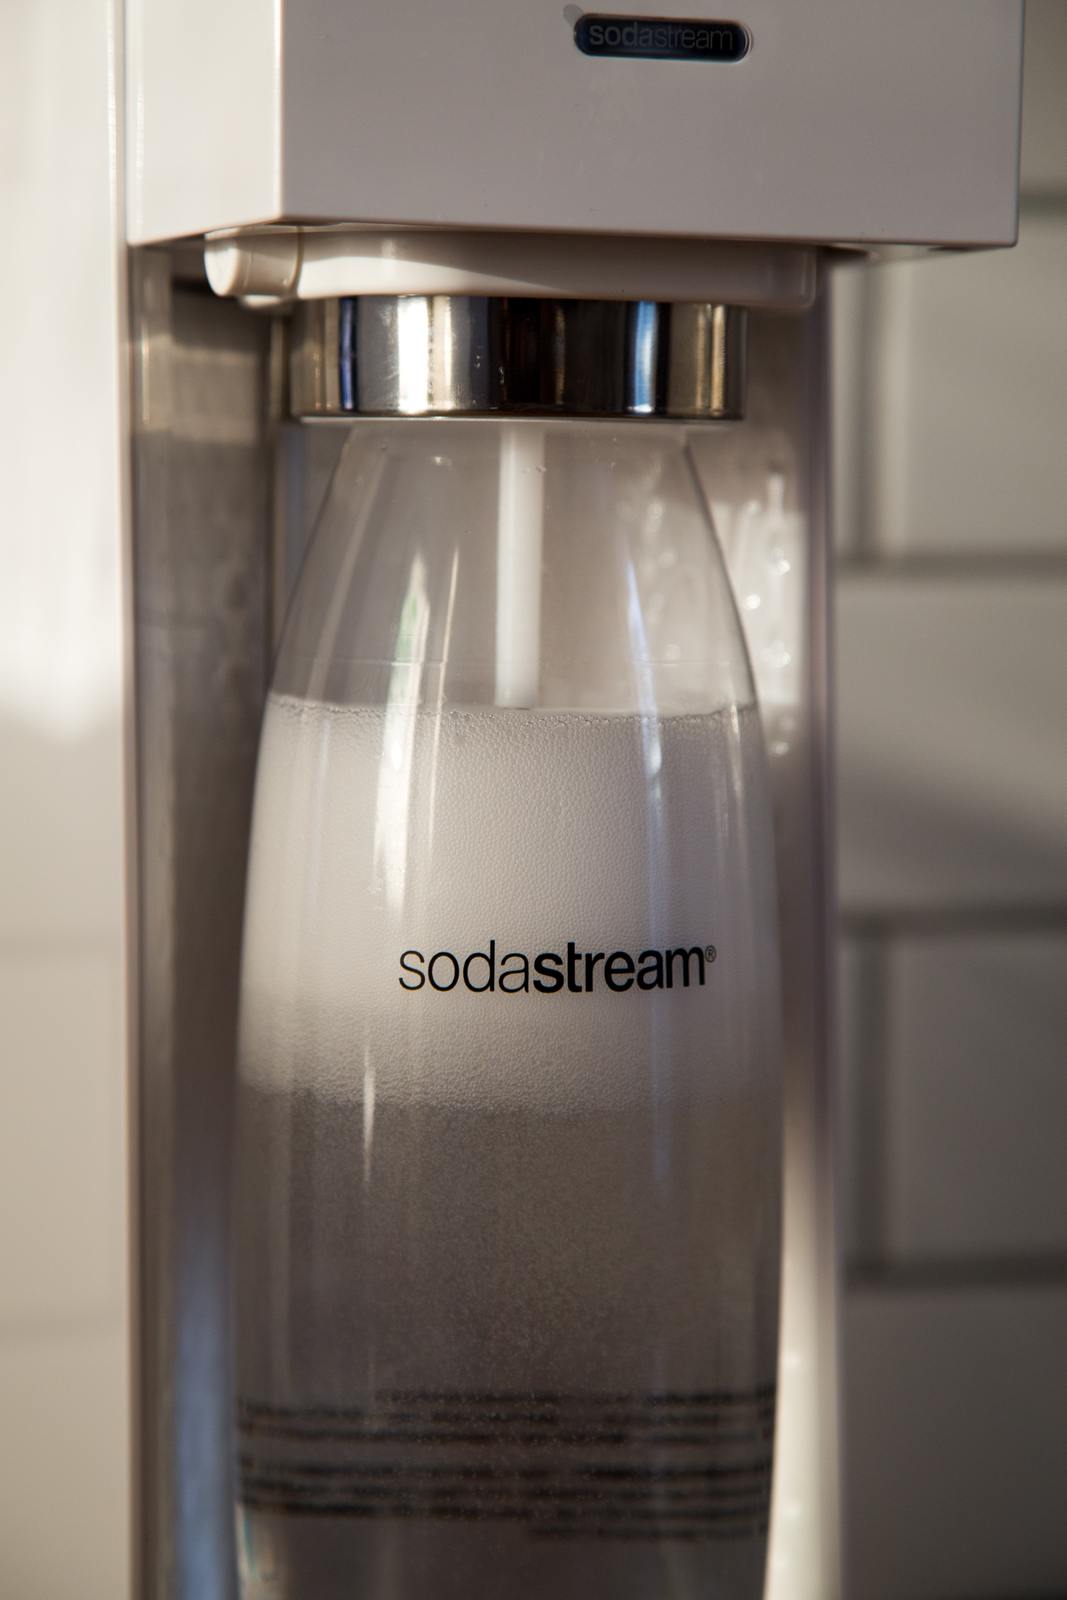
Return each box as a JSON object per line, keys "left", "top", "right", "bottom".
{"left": 234, "top": 418, "right": 782, "bottom": 1599}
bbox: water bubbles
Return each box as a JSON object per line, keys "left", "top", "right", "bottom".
{"left": 763, "top": 639, "right": 792, "bottom": 671}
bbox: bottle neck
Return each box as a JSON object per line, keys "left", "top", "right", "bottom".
{"left": 290, "top": 296, "right": 746, "bottom": 423}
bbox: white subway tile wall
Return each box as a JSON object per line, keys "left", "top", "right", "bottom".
{"left": 881, "top": 935, "right": 1067, "bottom": 1265}
{"left": 837, "top": 575, "right": 1067, "bottom": 913}
{"left": 835, "top": 5, "right": 1067, "bottom": 1595}
{"left": 844, "top": 1286, "right": 1067, "bottom": 1600}
{"left": 848, "top": 216, "right": 1067, "bottom": 556}
{"left": 839, "top": 935, "right": 1067, "bottom": 1268}
{"left": 1019, "top": 1, "right": 1067, "bottom": 197}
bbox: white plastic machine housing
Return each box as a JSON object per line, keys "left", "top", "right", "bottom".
{"left": 120, "top": 6, "right": 1023, "bottom": 1600}
{"left": 127, "top": 0, "right": 1022, "bottom": 248}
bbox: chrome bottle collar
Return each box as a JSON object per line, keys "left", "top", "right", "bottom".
{"left": 290, "top": 296, "right": 746, "bottom": 421}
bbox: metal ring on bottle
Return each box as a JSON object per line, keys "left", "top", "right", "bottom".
{"left": 289, "top": 296, "right": 746, "bottom": 421}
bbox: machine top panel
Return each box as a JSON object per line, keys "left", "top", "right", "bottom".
{"left": 127, "top": 0, "right": 1023, "bottom": 248}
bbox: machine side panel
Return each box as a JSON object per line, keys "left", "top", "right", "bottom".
{"left": 130, "top": 260, "right": 275, "bottom": 1600}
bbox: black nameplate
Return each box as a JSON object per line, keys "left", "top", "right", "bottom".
{"left": 574, "top": 14, "right": 750, "bottom": 62}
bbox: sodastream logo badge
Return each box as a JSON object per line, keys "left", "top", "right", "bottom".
{"left": 399, "top": 940, "right": 718, "bottom": 995}
{"left": 574, "top": 14, "right": 750, "bottom": 63}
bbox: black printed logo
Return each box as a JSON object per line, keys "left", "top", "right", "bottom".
{"left": 399, "top": 940, "right": 718, "bottom": 995}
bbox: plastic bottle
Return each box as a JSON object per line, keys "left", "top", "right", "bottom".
{"left": 234, "top": 417, "right": 782, "bottom": 1599}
